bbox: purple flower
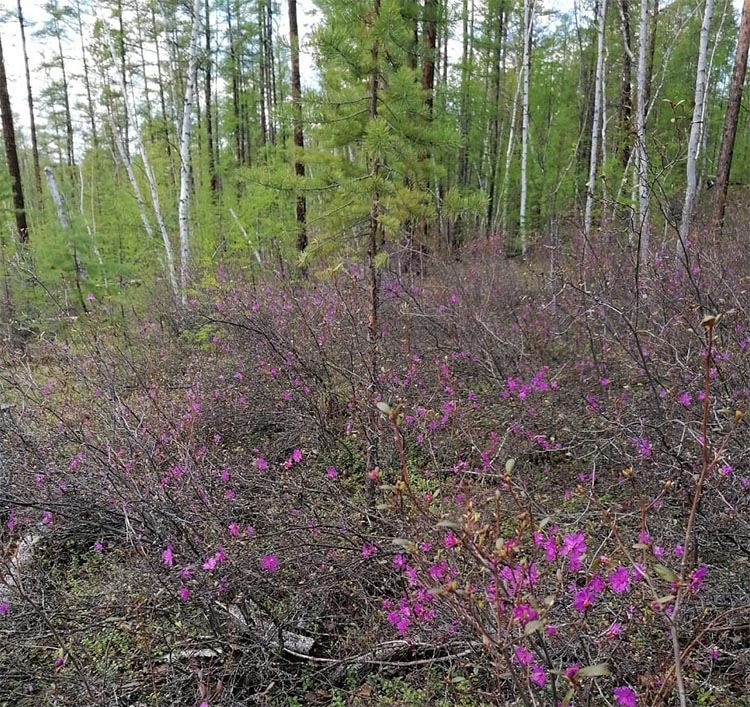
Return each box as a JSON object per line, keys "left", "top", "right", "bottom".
{"left": 291, "top": 448, "right": 303, "bottom": 463}
{"left": 678, "top": 391, "right": 692, "bottom": 408}
{"left": 261, "top": 554, "right": 279, "bottom": 572}
{"left": 573, "top": 586, "right": 596, "bottom": 612}
{"left": 162, "top": 546, "right": 174, "bottom": 567}
{"left": 689, "top": 566, "right": 707, "bottom": 591}
{"left": 444, "top": 532, "right": 458, "bottom": 549}
{"left": 179, "top": 586, "right": 190, "bottom": 601}
{"left": 613, "top": 685, "right": 637, "bottom": 707}
{"left": 255, "top": 457, "right": 268, "bottom": 471}
{"left": 560, "top": 531, "right": 587, "bottom": 571}
{"left": 393, "top": 554, "right": 406, "bottom": 570}
{"left": 530, "top": 663, "right": 547, "bottom": 687}
{"left": 0, "top": 602, "right": 9, "bottom": 616}
{"left": 93, "top": 540, "right": 103, "bottom": 552}
{"left": 514, "top": 645, "right": 534, "bottom": 666}
{"left": 633, "top": 436, "right": 652, "bottom": 458}
{"left": 608, "top": 566, "right": 631, "bottom": 594}
{"left": 362, "top": 543, "right": 377, "bottom": 559}
{"left": 326, "top": 466, "right": 338, "bottom": 479}
{"left": 513, "top": 604, "right": 538, "bottom": 626}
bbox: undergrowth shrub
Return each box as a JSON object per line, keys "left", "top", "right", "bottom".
{"left": 1, "top": 237, "right": 749, "bottom": 706}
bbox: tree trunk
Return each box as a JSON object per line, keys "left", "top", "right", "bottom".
{"left": 16, "top": 0, "right": 41, "bottom": 195}
{"left": 57, "top": 34, "right": 75, "bottom": 166}
{"left": 75, "top": 0, "right": 98, "bottom": 150}
{"left": 618, "top": 0, "right": 634, "bottom": 168}
{"left": 676, "top": 0, "right": 715, "bottom": 261}
{"left": 486, "top": 0, "right": 505, "bottom": 232}
{"left": 177, "top": 0, "right": 204, "bottom": 304}
{"left": 107, "top": 48, "right": 180, "bottom": 300}
{"left": 366, "top": 0, "right": 382, "bottom": 504}
{"left": 583, "top": 0, "right": 608, "bottom": 258}
{"left": 422, "top": 0, "right": 437, "bottom": 118}
{"left": 289, "top": 0, "right": 307, "bottom": 251}
{"left": 711, "top": 0, "right": 750, "bottom": 234}
{"left": 205, "top": 0, "right": 217, "bottom": 198}
{"left": 519, "top": 0, "right": 533, "bottom": 256}
{"left": 635, "top": 0, "right": 650, "bottom": 262}
{"left": 0, "top": 34, "right": 29, "bottom": 244}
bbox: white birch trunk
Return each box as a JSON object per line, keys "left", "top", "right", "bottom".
{"left": 499, "top": 70, "right": 522, "bottom": 235}
{"left": 107, "top": 38, "right": 180, "bottom": 300}
{"left": 635, "top": 0, "right": 650, "bottom": 263}
{"left": 519, "top": 0, "right": 533, "bottom": 256}
{"left": 583, "top": 0, "right": 608, "bottom": 254}
{"left": 177, "top": 0, "right": 204, "bottom": 304}
{"left": 677, "top": 0, "right": 715, "bottom": 260}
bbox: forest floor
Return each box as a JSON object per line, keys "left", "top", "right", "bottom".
{"left": 1, "top": 233, "right": 749, "bottom": 706}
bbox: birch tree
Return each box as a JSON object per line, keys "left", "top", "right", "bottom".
{"left": 177, "top": 0, "right": 204, "bottom": 303}
{"left": 634, "top": 0, "right": 650, "bottom": 263}
{"left": 519, "top": 0, "right": 534, "bottom": 255}
{"left": 583, "top": 0, "right": 608, "bottom": 258}
{"left": 711, "top": 0, "right": 750, "bottom": 235}
{"left": 676, "top": 0, "right": 715, "bottom": 261}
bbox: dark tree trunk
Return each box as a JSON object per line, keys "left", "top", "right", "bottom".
{"left": 16, "top": 0, "right": 41, "bottom": 194}
{"left": 288, "top": 0, "right": 307, "bottom": 251}
{"left": 205, "top": 0, "right": 217, "bottom": 197}
{"left": 619, "top": 0, "right": 633, "bottom": 167}
{"left": 486, "top": 0, "right": 506, "bottom": 231}
{"left": 0, "top": 34, "right": 29, "bottom": 244}
{"left": 422, "top": 0, "right": 437, "bottom": 118}
{"left": 711, "top": 0, "right": 750, "bottom": 234}
{"left": 366, "top": 0, "right": 382, "bottom": 505}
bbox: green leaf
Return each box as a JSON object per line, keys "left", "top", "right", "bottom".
{"left": 436, "top": 519, "right": 462, "bottom": 529}
{"left": 505, "top": 458, "right": 516, "bottom": 474}
{"left": 653, "top": 564, "right": 679, "bottom": 583}
{"left": 576, "top": 663, "right": 611, "bottom": 678}
{"left": 376, "top": 401, "right": 392, "bottom": 415}
{"left": 562, "top": 688, "right": 575, "bottom": 706}
{"left": 524, "top": 620, "right": 544, "bottom": 636}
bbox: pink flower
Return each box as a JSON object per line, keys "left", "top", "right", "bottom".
{"left": 255, "top": 457, "right": 268, "bottom": 471}
{"left": 326, "top": 466, "right": 338, "bottom": 479}
{"left": 291, "top": 449, "right": 303, "bottom": 463}
{"left": 93, "top": 541, "right": 103, "bottom": 552}
{"left": 613, "top": 685, "right": 637, "bottom": 707}
{"left": 689, "top": 566, "right": 707, "bottom": 591}
{"left": 514, "top": 645, "right": 534, "bottom": 666}
{"left": 393, "top": 554, "right": 406, "bottom": 570}
{"left": 678, "top": 391, "right": 692, "bottom": 408}
{"left": 179, "top": 586, "right": 190, "bottom": 601}
{"left": 608, "top": 566, "right": 631, "bottom": 594}
{"left": 530, "top": 663, "right": 546, "bottom": 687}
{"left": 228, "top": 523, "right": 239, "bottom": 537}
{"left": 261, "top": 554, "right": 279, "bottom": 572}
{"left": 564, "top": 663, "right": 580, "bottom": 679}
{"left": 573, "top": 586, "right": 596, "bottom": 612}
{"left": 42, "top": 512, "right": 52, "bottom": 525}
{"left": 444, "top": 532, "right": 458, "bottom": 549}
{"left": 560, "top": 531, "right": 587, "bottom": 571}
{"left": 513, "top": 604, "right": 538, "bottom": 626}
{"left": 162, "top": 546, "right": 174, "bottom": 567}
{"left": 362, "top": 543, "right": 377, "bottom": 559}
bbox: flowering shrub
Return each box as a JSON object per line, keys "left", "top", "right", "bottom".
{"left": 0, "top": 238, "right": 749, "bottom": 705}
